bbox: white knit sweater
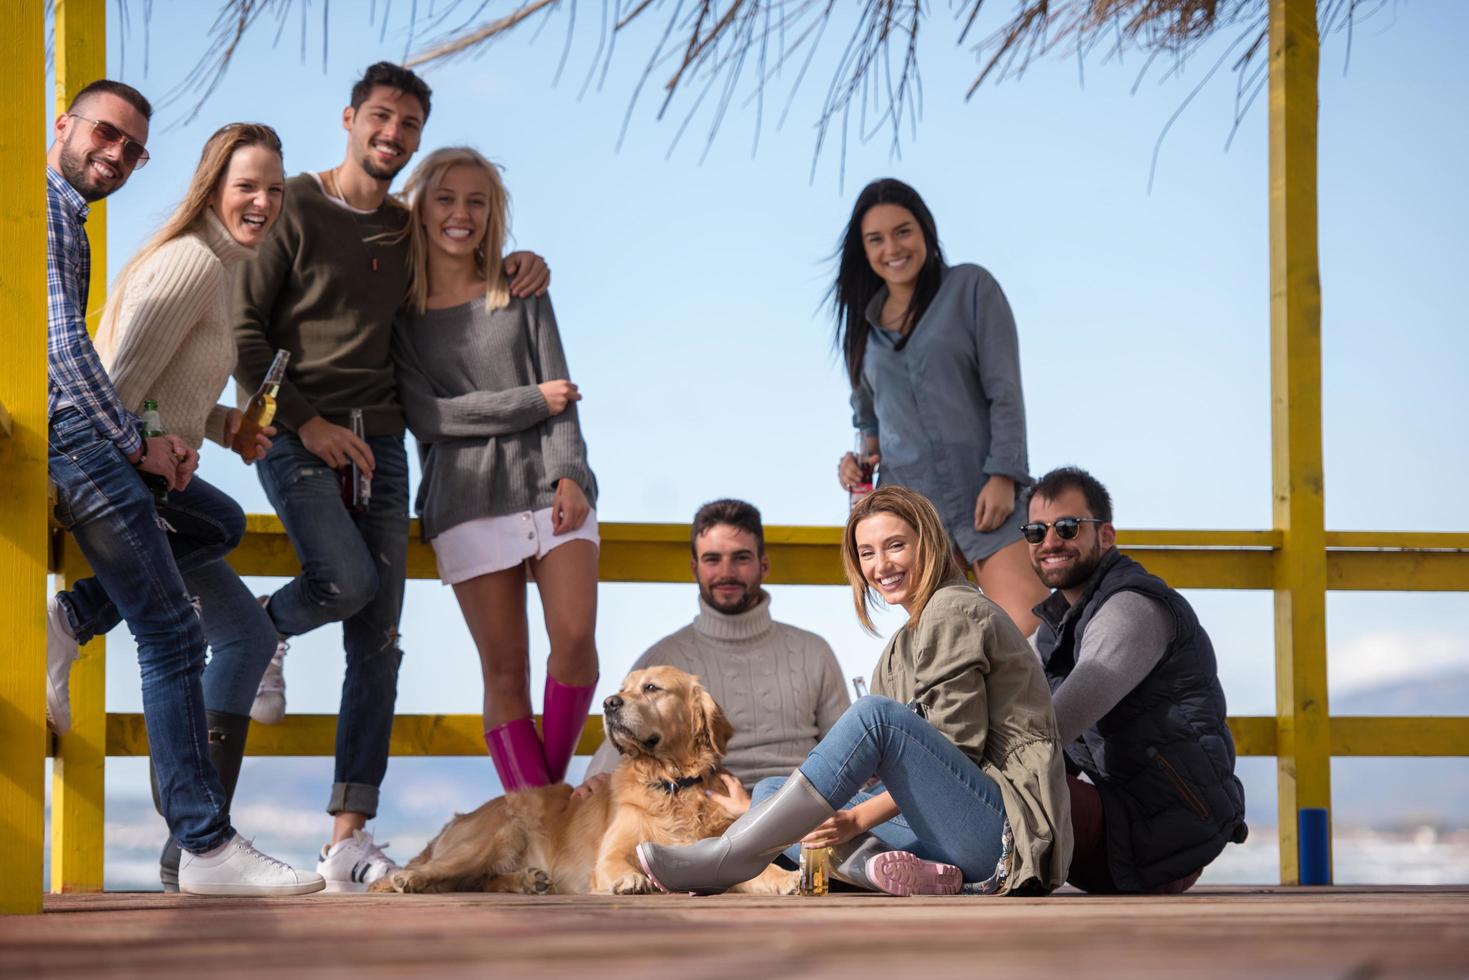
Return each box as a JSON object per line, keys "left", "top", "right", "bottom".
{"left": 96, "top": 210, "right": 255, "bottom": 449}
{"left": 586, "top": 590, "right": 851, "bottom": 786}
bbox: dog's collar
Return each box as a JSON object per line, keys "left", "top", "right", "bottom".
{"left": 649, "top": 771, "right": 709, "bottom": 795}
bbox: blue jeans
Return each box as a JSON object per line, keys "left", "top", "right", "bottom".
{"left": 753, "top": 695, "right": 1008, "bottom": 882}
{"left": 57, "top": 474, "right": 278, "bottom": 716}
{"left": 48, "top": 408, "right": 233, "bottom": 854}
{"left": 255, "top": 430, "right": 409, "bottom": 818}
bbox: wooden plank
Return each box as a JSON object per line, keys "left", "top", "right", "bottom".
{"left": 0, "top": 0, "right": 48, "bottom": 917}
{"left": 1268, "top": 0, "right": 1330, "bottom": 886}
{"left": 0, "top": 397, "right": 11, "bottom": 438}
{"left": 96, "top": 713, "right": 1463, "bottom": 761}
{"left": 48, "top": 0, "right": 110, "bottom": 898}
{"left": 1330, "top": 716, "right": 1469, "bottom": 757}
{"left": 3, "top": 889, "right": 1467, "bottom": 978}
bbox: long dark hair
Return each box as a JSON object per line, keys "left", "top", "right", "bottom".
{"left": 829, "top": 178, "right": 945, "bottom": 388}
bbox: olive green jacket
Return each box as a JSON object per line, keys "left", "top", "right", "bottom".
{"left": 871, "top": 581, "right": 1072, "bottom": 893}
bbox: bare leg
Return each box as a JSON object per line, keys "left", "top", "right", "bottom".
{"left": 529, "top": 539, "right": 600, "bottom": 688}
{"left": 973, "top": 539, "right": 1048, "bottom": 637}
{"left": 452, "top": 566, "right": 533, "bottom": 729}
{"left": 331, "top": 811, "right": 367, "bottom": 846}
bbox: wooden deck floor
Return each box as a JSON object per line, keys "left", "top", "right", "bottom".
{"left": 1, "top": 887, "right": 1465, "bottom": 979}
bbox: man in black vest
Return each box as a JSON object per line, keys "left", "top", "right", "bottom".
{"left": 1022, "top": 466, "right": 1247, "bottom": 893}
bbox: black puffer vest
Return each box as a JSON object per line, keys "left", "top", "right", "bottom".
{"left": 1033, "top": 550, "right": 1247, "bottom": 891}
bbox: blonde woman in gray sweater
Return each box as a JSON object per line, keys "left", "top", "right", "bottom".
{"left": 393, "top": 147, "right": 599, "bottom": 792}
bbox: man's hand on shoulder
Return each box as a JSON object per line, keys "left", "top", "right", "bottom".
{"left": 504, "top": 251, "right": 550, "bottom": 298}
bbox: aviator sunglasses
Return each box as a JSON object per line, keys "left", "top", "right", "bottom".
{"left": 67, "top": 113, "right": 150, "bottom": 169}
{"left": 1018, "top": 517, "right": 1105, "bottom": 545}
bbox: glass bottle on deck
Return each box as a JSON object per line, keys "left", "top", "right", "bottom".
{"left": 232, "top": 349, "right": 290, "bottom": 460}
{"left": 799, "top": 844, "right": 831, "bottom": 896}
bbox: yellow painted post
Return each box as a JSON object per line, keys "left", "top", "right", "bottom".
{"left": 1268, "top": 0, "right": 1331, "bottom": 885}
{"left": 0, "top": 2, "right": 50, "bottom": 916}
{"left": 50, "top": 0, "right": 110, "bottom": 894}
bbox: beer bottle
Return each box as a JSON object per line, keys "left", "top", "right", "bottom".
{"left": 339, "top": 408, "right": 371, "bottom": 515}
{"left": 848, "top": 431, "right": 875, "bottom": 510}
{"left": 139, "top": 399, "right": 169, "bottom": 505}
{"left": 232, "top": 349, "right": 291, "bottom": 459}
{"left": 798, "top": 844, "right": 831, "bottom": 896}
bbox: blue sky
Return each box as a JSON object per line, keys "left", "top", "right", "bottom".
{"left": 58, "top": 1, "right": 1467, "bottom": 858}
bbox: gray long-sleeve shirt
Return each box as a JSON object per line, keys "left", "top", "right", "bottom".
{"left": 392, "top": 293, "right": 597, "bottom": 539}
{"left": 851, "top": 263, "right": 1030, "bottom": 562}
{"left": 1030, "top": 590, "right": 1174, "bottom": 745}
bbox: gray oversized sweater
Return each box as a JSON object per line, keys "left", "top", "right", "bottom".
{"left": 585, "top": 590, "right": 850, "bottom": 787}
{"left": 392, "top": 293, "right": 596, "bottom": 540}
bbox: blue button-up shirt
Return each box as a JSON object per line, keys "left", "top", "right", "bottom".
{"left": 47, "top": 167, "right": 140, "bottom": 455}
{"left": 850, "top": 263, "right": 1030, "bottom": 563}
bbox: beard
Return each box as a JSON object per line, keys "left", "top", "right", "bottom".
{"left": 699, "top": 579, "right": 760, "bottom": 615}
{"left": 58, "top": 139, "right": 123, "bottom": 202}
{"left": 1032, "top": 543, "right": 1104, "bottom": 592}
{"left": 356, "top": 145, "right": 410, "bottom": 182}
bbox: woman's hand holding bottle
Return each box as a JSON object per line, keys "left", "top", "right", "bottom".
{"left": 538, "top": 379, "right": 581, "bottom": 415}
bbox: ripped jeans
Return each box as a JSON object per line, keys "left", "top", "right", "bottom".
{"left": 256, "top": 429, "right": 409, "bottom": 818}
{"left": 48, "top": 407, "right": 233, "bottom": 853}
{"left": 55, "top": 469, "right": 277, "bottom": 718}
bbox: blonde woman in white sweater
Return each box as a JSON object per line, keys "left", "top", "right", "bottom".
{"left": 48, "top": 122, "right": 296, "bottom": 891}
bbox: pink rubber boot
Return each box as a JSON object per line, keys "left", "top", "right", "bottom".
{"left": 484, "top": 717, "right": 550, "bottom": 793}
{"left": 541, "top": 675, "right": 598, "bottom": 784}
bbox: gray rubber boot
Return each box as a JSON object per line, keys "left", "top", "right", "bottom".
{"left": 827, "top": 833, "right": 889, "bottom": 891}
{"left": 637, "top": 770, "right": 833, "bottom": 894}
{"left": 156, "top": 711, "right": 251, "bottom": 892}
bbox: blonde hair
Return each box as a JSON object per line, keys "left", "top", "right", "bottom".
{"left": 841, "top": 486, "right": 965, "bottom": 635}
{"left": 399, "top": 146, "right": 510, "bottom": 315}
{"left": 97, "top": 122, "right": 282, "bottom": 338}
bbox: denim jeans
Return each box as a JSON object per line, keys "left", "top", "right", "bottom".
{"left": 256, "top": 430, "right": 409, "bottom": 817}
{"left": 48, "top": 408, "right": 233, "bottom": 854}
{"left": 57, "top": 474, "right": 278, "bottom": 716}
{"left": 753, "top": 695, "right": 1008, "bottom": 882}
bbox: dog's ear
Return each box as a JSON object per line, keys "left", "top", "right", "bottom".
{"left": 692, "top": 682, "right": 734, "bottom": 757}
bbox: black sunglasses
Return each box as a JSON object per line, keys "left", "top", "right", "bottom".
{"left": 68, "top": 113, "right": 150, "bottom": 169}
{"left": 1018, "top": 517, "right": 1105, "bottom": 545}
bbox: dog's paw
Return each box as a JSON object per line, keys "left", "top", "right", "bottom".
{"left": 518, "top": 868, "right": 553, "bottom": 895}
{"left": 609, "top": 871, "right": 657, "bottom": 895}
{"left": 381, "top": 869, "right": 424, "bottom": 894}
{"left": 771, "top": 869, "right": 800, "bottom": 896}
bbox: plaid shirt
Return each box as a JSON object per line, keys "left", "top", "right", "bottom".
{"left": 47, "top": 167, "right": 140, "bottom": 456}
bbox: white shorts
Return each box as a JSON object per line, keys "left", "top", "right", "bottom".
{"left": 431, "top": 507, "right": 600, "bottom": 585}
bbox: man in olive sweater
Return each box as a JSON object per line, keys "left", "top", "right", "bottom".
{"left": 231, "top": 62, "right": 549, "bottom": 891}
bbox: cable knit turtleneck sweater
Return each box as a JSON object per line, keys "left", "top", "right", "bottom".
{"left": 96, "top": 209, "right": 255, "bottom": 449}
{"left": 586, "top": 590, "right": 851, "bottom": 787}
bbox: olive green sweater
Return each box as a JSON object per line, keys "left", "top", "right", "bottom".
{"left": 871, "top": 581, "right": 1073, "bottom": 894}
{"left": 231, "top": 173, "right": 410, "bottom": 437}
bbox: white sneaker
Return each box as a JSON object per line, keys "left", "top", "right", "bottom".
{"left": 317, "top": 829, "right": 399, "bottom": 893}
{"left": 45, "top": 596, "right": 80, "bottom": 735}
{"left": 178, "top": 832, "right": 326, "bottom": 896}
{"left": 250, "top": 637, "right": 288, "bottom": 724}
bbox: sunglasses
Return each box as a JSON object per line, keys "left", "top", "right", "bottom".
{"left": 68, "top": 113, "right": 150, "bottom": 169}
{"left": 1019, "top": 517, "right": 1105, "bottom": 545}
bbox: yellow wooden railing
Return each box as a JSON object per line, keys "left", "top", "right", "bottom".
{"left": 5, "top": 0, "right": 1466, "bottom": 914}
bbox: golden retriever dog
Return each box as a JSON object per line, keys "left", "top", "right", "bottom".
{"left": 369, "top": 666, "right": 798, "bottom": 896}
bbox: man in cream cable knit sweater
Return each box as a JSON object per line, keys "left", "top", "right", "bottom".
{"left": 583, "top": 500, "right": 850, "bottom": 789}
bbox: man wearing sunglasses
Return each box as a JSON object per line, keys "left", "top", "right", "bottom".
{"left": 1022, "top": 466, "right": 1247, "bottom": 894}
{"left": 44, "top": 79, "right": 323, "bottom": 894}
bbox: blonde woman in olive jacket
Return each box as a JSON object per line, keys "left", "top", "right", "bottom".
{"left": 637, "top": 485, "right": 1071, "bottom": 896}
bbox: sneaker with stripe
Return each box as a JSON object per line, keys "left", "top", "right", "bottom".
{"left": 316, "top": 829, "right": 398, "bottom": 893}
